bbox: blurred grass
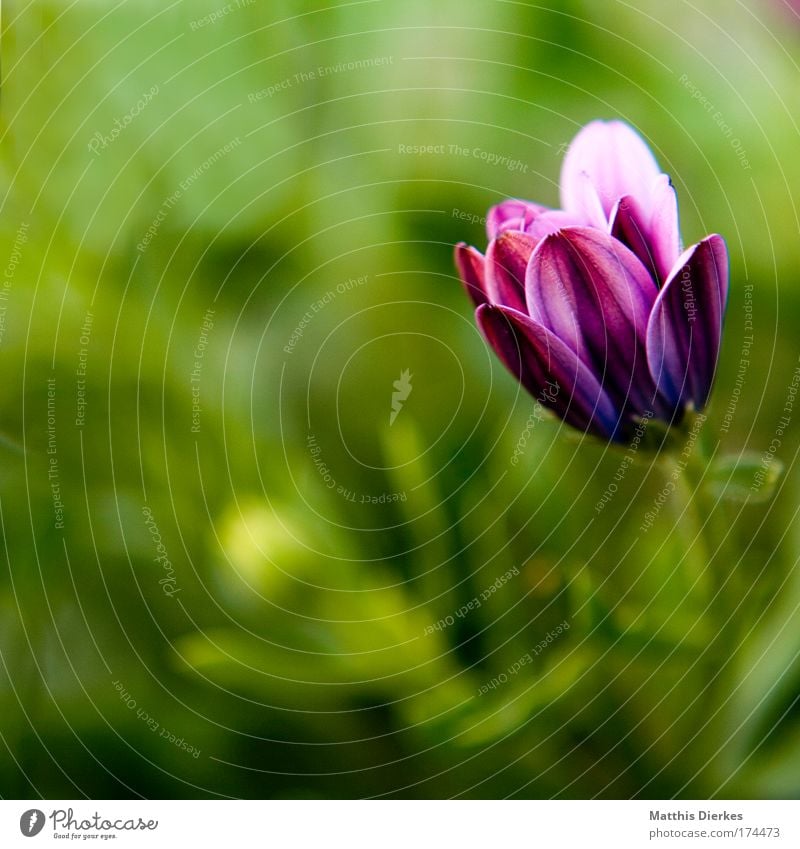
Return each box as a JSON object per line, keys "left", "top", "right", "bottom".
{"left": 1, "top": 0, "right": 800, "bottom": 798}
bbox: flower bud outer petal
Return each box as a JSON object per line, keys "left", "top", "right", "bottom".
{"left": 485, "top": 231, "right": 537, "bottom": 312}
{"left": 609, "top": 180, "right": 679, "bottom": 286}
{"left": 455, "top": 243, "right": 489, "bottom": 308}
{"left": 646, "top": 234, "right": 729, "bottom": 410}
{"left": 648, "top": 174, "right": 682, "bottom": 283}
{"left": 476, "top": 303, "right": 620, "bottom": 440}
{"left": 610, "top": 194, "right": 658, "bottom": 282}
{"left": 525, "top": 226, "right": 661, "bottom": 417}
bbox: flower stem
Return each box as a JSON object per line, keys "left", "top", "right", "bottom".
{"left": 677, "top": 422, "right": 740, "bottom": 665}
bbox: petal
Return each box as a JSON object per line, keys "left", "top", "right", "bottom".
{"left": 646, "top": 235, "right": 729, "bottom": 410}
{"left": 476, "top": 303, "right": 619, "bottom": 439}
{"left": 610, "top": 178, "right": 681, "bottom": 285}
{"left": 525, "top": 227, "right": 663, "bottom": 417}
{"left": 648, "top": 175, "right": 682, "bottom": 282}
{"left": 485, "top": 231, "right": 536, "bottom": 312}
{"left": 559, "top": 171, "right": 607, "bottom": 230}
{"left": 454, "top": 243, "right": 488, "bottom": 308}
{"left": 609, "top": 195, "right": 657, "bottom": 282}
{"left": 487, "top": 201, "right": 586, "bottom": 241}
{"left": 486, "top": 200, "right": 546, "bottom": 239}
{"left": 560, "top": 120, "right": 661, "bottom": 222}
{"left": 525, "top": 209, "right": 586, "bottom": 241}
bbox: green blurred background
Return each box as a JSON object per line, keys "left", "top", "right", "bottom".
{"left": 1, "top": 0, "right": 800, "bottom": 798}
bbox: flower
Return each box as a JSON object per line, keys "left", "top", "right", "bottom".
{"left": 455, "top": 120, "right": 729, "bottom": 443}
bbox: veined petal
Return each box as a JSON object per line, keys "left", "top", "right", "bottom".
{"left": 476, "top": 303, "right": 619, "bottom": 439}
{"left": 485, "top": 231, "right": 536, "bottom": 312}
{"left": 609, "top": 195, "right": 658, "bottom": 282}
{"left": 648, "top": 175, "right": 681, "bottom": 282}
{"left": 560, "top": 120, "right": 661, "bottom": 222}
{"left": 646, "top": 234, "right": 729, "bottom": 410}
{"left": 486, "top": 200, "right": 546, "bottom": 239}
{"left": 454, "top": 243, "right": 488, "bottom": 308}
{"left": 525, "top": 227, "right": 662, "bottom": 417}
{"left": 609, "top": 177, "right": 680, "bottom": 285}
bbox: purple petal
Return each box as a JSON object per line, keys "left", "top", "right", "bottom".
{"left": 485, "top": 231, "right": 536, "bottom": 312}
{"left": 487, "top": 201, "right": 585, "bottom": 241}
{"left": 648, "top": 175, "right": 681, "bottom": 282}
{"left": 609, "top": 177, "right": 680, "bottom": 286}
{"left": 476, "top": 303, "right": 619, "bottom": 439}
{"left": 560, "top": 120, "right": 661, "bottom": 222}
{"left": 525, "top": 209, "right": 586, "bottom": 241}
{"left": 525, "top": 227, "right": 663, "bottom": 417}
{"left": 609, "top": 195, "right": 658, "bottom": 282}
{"left": 646, "top": 235, "right": 729, "bottom": 410}
{"left": 454, "top": 243, "right": 488, "bottom": 308}
{"left": 487, "top": 200, "right": 546, "bottom": 239}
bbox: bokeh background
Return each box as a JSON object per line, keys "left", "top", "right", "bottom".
{"left": 2, "top": 0, "right": 800, "bottom": 799}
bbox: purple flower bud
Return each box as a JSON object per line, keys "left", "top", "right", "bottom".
{"left": 455, "top": 120, "right": 729, "bottom": 442}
